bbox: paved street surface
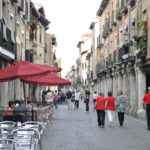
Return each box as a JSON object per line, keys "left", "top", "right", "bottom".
{"left": 42, "top": 102, "right": 150, "bottom": 150}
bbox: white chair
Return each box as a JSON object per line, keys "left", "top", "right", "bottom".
{"left": 0, "top": 121, "right": 16, "bottom": 130}
{"left": 22, "top": 121, "right": 46, "bottom": 137}
{"left": 0, "top": 121, "right": 16, "bottom": 139}
{"left": 12, "top": 128, "right": 39, "bottom": 150}
{"left": 0, "top": 139, "right": 14, "bottom": 150}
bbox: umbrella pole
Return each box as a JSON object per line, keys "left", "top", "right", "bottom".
{"left": 22, "top": 81, "right": 26, "bottom": 105}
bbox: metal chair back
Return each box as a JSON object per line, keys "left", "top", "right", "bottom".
{"left": 0, "top": 139, "right": 14, "bottom": 150}
{"left": 12, "top": 128, "right": 39, "bottom": 150}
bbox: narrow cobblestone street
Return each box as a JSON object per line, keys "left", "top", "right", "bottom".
{"left": 42, "top": 102, "right": 150, "bottom": 150}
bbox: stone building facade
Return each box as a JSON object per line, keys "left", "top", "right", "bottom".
{"left": 0, "top": 0, "right": 17, "bottom": 105}
{"left": 76, "top": 32, "right": 93, "bottom": 89}
{"left": 45, "top": 33, "right": 54, "bottom": 66}
{"left": 96, "top": 0, "right": 150, "bottom": 117}
{"left": 0, "top": 0, "right": 54, "bottom": 105}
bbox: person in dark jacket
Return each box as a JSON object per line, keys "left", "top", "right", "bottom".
{"left": 66, "top": 90, "right": 72, "bottom": 110}
{"left": 4, "top": 101, "right": 14, "bottom": 121}
{"left": 95, "top": 93, "right": 106, "bottom": 128}
{"left": 85, "top": 90, "right": 90, "bottom": 112}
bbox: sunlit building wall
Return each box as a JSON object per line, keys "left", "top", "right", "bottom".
{"left": 96, "top": 0, "right": 150, "bottom": 118}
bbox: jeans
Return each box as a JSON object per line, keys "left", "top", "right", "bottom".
{"left": 146, "top": 104, "right": 150, "bottom": 130}
{"left": 75, "top": 101, "right": 79, "bottom": 109}
{"left": 86, "top": 103, "right": 89, "bottom": 111}
{"left": 118, "top": 112, "right": 125, "bottom": 126}
{"left": 97, "top": 110, "right": 105, "bottom": 126}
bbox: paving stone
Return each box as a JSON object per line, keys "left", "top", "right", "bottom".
{"left": 41, "top": 102, "right": 150, "bottom": 150}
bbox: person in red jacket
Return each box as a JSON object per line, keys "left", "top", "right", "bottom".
{"left": 106, "top": 91, "right": 116, "bottom": 127}
{"left": 143, "top": 87, "right": 150, "bottom": 130}
{"left": 95, "top": 93, "right": 106, "bottom": 128}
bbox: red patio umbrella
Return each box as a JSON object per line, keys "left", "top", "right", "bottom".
{"left": 0, "top": 61, "right": 60, "bottom": 82}
{"left": 21, "top": 72, "right": 71, "bottom": 86}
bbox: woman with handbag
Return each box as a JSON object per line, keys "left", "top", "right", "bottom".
{"left": 116, "top": 91, "right": 128, "bottom": 127}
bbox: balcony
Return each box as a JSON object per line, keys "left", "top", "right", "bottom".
{"left": 52, "top": 36, "right": 57, "bottom": 46}
{"left": 134, "top": 20, "right": 148, "bottom": 60}
{"left": 111, "top": 12, "right": 117, "bottom": 27}
{"left": 97, "top": 35, "right": 103, "bottom": 48}
{"left": 106, "top": 54, "right": 113, "bottom": 67}
{"left": 96, "top": 62, "right": 106, "bottom": 75}
{"left": 102, "top": 21, "right": 109, "bottom": 39}
{"left": 17, "top": 0, "right": 24, "bottom": 12}
{"left": 118, "top": 43, "right": 130, "bottom": 62}
{"left": 87, "top": 71, "right": 93, "bottom": 81}
{"left": 122, "top": 6, "right": 128, "bottom": 15}
{"left": 0, "top": 19, "right": 16, "bottom": 56}
{"left": 129, "top": 0, "right": 136, "bottom": 8}
{"left": 31, "top": 2, "right": 39, "bottom": 18}
{"left": 38, "top": 15, "right": 50, "bottom": 29}
{"left": 116, "top": 8, "right": 122, "bottom": 21}
{"left": 97, "top": 42, "right": 104, "bottom": 49}
{"left": 113, "top": 50, "right": 118, "bottom": 64}
{"left": 137, "top": 20, "right": 148, "bottom": 37}
{"left": 136, "top": 35, "right": 147, "bottom": 61}
{"left": 25, "top": 49, "right": 33, "bottom": 62}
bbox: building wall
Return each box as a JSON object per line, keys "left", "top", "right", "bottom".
{"left": 95, "top": 0, "right": 150, "bottom": 117}
{"left": 33, "top": 24, "right": 45, "bottom": 64}
{"left": 45, "top": 33, "right": 53, "bottom": 66}
{"left": 0, "top": 0, "right": 51, "bottom": 104}
{"left": 0, "top": 0, "right": 17, "bottom": 105}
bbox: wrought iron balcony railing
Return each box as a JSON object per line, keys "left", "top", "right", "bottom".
{"left": 96, "top": 62, "right": 106, "bottom": 75}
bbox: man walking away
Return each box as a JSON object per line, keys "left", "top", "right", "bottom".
{"left": 143, "top": 87, "right": 150, "bottom": 130}
{"left": 75, "top": 90, "right": 80, "bottom": 109}
{"left": 95, "top": 93, "right": 106, "bottom": 128}
{"left": 66, "top": 90, "right": 72, "bottom": 110}
{"left": 85, "top": 90, "right": 90, "bottom": 112}
{"left": 116, "top": 91, "right": 128, "bottom": 127}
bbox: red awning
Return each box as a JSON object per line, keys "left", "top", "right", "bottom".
{"left": 21, "top": 72, "right": 71, "bottom": 86}
{"left": 0, "top": 61, "right": 60, "bottom": 82}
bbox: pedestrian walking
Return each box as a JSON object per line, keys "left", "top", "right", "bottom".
{"left": 74, "top": 90, "right": 80, "bottom": 109}
{"left": 116, "top": 91, "right": 128, "bottom": 127}
{"left": 84, "top": 90, "right": 90, "bottom": 112}
{"left": 53, "top": 92, "right": 59, "bottom": 109}
{"left": 66, "top": 90, "right": 72, "bottom": 110}
{"left": 106, "top": 91, "right": 116, "bottom": 127}
{"left": 93, "top": 91, "right": 98, "bottom": 111}
{"left": 14, "top": 101, "right": 22, "bottom": 122}
{"left": 143, "top": 87, "right": 150, "bottom": 130}
{"left": 42, "top": 90, "right": 47, "bottom": 105}
{"left": 95, "top": 93, "right": 106, "bottom": 128}
{"left": 46, "top": 90, "right": 54, "bottom": 107}
{"left": 4, "top": 101, "right": 14, "bottom": 121}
